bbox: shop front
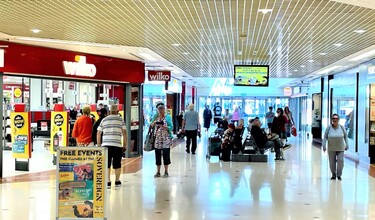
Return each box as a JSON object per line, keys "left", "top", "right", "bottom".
{"left": 0, "top": 42, "right": 145, "bottom": 177}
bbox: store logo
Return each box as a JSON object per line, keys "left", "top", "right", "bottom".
{"left": 63, "top": 55, "right": 96, "bottom": 77}
{"left": 54, "top": 114, "right": 64, "bottom": 126}
{"left": 14, "top": 115, "right": 24, "bottom": 128}
{"left": 148, "top": 71, "right": 171, "bottom": 81}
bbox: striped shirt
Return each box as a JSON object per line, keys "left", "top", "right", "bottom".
{"left": 97, "top": 115, "right": 126, "bottom": 148}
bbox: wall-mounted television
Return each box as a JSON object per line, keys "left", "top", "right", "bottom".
{"left": 233, "top": 65, "right": 269, "bottom": 87}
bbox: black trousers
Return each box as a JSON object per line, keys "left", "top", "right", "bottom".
{"left": 185, "top": 129, "right": 198, "bottom": 153}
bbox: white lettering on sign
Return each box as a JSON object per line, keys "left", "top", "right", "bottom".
{"left": 149, "top": 71, "right": 170, "bottom": 81}
{"left": 63, "top": 56, "right": 96, "bottom": 77}
{"left": 369, "top": 66, "right": 375, "bottom": 74}
{"left": 0, "top": 49, "right": 4, "bottom": 68}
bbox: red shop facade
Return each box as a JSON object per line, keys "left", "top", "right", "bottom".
{"left": 0, "top": 41, "right": 146, "bottom": 177}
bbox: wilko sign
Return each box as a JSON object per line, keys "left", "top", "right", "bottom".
{"left": 63, "top": 55, "right": 97, "bottom": 77}
{"left": 148, "top": 71, "right": 171, "bottom": 81}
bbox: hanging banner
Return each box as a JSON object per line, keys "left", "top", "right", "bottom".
{"left": 51, "top": 111, "right": 69, "bottom": 153}
{"left": 11, "top": 112, "right": 31, "bottom": 159}
{"left": 56, "top": 147, "right": 107, "bottom": 219}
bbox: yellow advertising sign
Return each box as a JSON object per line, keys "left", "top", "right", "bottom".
{"left": 50, "top": 111, "right": 69, "bottom": 153}
{"left": 57, "top": 147, "right": 107, "bottom": 219}
{"left": 11, "top": 112, "right": 31, "bottom": 159}
{"left": 90, "top": 111, "right": 99, "bottom": 122}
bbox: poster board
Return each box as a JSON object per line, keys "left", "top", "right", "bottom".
{"left": 56, "top": 147, "right": 108, "bottom": 220}
{"left": 50, "top": 111, "right": 69, "bottom": 153}
{"left": 10, "top": 112, "right": 31, "bottom": 159}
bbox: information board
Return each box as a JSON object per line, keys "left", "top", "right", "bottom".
{"left": 56, "top": 147, "right": 107, "bottom": 220}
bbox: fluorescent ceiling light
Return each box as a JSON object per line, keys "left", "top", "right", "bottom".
{"left": 258, "top": 9, "right": 272, "bottom": 14}
{"left": 31, "top": 29, "right": 41, "bottom": 33}
{"left": 190, "top": 59, "right": 196, "bottom": 62}
{"left": 300, "top": 65, "right": 306, "bottom": 68}
{"left": 182, "top": 52, "right": 189, "bottom": 55}
{"left": 139, "top": 52, "right": 158, "bottom": 61}
{"left": 333, "top": 43, "right": 343, "bottom": 47}
{"left": 294, "top": 69, "right": 298, "bottom": 72}
{"left": 316, "top": 65, "right": 342, "bottom": 75}
{"left": 319, "top": 53, "right": 327, "bottom": 55}
{"left": 350, "top": 49, "right": 375, "bottom": 61}
{"left": 354, "top": 29, "right": 366, "bottom": 34}
{"left": 172, "top": 43, "right": 181, "bottom": 47}
{"left": 308, "top": 60, "right": 315, "bottom": 63}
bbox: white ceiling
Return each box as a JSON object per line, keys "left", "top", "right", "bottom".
{"left": 0, "top": 0, "right": 374, "bottom": 87}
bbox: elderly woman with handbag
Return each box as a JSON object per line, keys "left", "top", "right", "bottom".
{"left": 150, "top": 102, "right": 173, "bottom": 178}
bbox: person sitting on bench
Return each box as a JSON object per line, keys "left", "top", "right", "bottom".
{"left": 232, "top": 119, "right": 245, "bottom": 154}
{"left": 250, "top": 117, "right": 283, "bottom": 160}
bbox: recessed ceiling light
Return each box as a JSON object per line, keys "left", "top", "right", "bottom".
{"left": 182, "top": 52, "right": 189, "bottom": 55}
{"left": 333, "top": 43, "right": 343, "bottom": 47}
{"left": 172, "top": 43, "right": 181, "bottom": 47}
{"left": 319, "top": 53, "right": 327, "bottom": 55}
{"left": 196, "top": 65, "right": 200, "bottom": 67}
{"left": 258, "top": 9, "right": 272, "bottom": 14}
{"left": 308, "top": 60, "right": 315, "bottom": 63}
{"left": 294, "top": 69, "right": 298, "bottom": 72}
{"left": 354, "top": 29, "right": 366, "bottom": 34}
{"left": 300, "top": 65, "right": 306, "bottom": 68}
{"left": 31, "top": 29, "right": 41, "bottom": 33}
{"left": 190, "top": 59, "right": 196, "bottom": 62}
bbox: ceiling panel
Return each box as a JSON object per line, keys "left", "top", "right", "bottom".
{"left": 0, "top": 0, "right": 374, "bottom": 79}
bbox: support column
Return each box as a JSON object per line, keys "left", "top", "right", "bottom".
{"left": 124, "top": 84, "right": 132, "bottom": 158}
{"left": 0, "top": 72, "right": 3, "bottom": 177}
{"left": 139, "top": 84, "right": 144, "bottom": 155}
{"left": 181, "top": 82, "right": 186, "bottom": 111}
{"left": 192, "top": 86, "right": 196, "bottom": 104}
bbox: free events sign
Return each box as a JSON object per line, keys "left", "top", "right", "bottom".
{"left": 56, "top": 147, "right": 107, "bottom": 219}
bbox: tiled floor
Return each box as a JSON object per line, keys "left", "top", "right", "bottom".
{"left": 1, "top": 131, "right": 375, "bottom": 220}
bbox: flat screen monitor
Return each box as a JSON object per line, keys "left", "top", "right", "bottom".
{"left": 233, "top": 65, "right": 269, "bottom": 87}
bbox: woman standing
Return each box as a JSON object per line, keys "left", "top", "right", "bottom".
{"left": 284, "top": 106, "right": 295, "bottom": 137}
{"left": 72, "top": 105, "right": 94, "bottom": 146}
{"left": 203, "top": 105, "right": 212, "bottom": 132}
{"left": 150, "top": 102, "right": 173, "bottom": 178}
{"left": 322, "top": 114, "right": 349, "bottom": 181}
{"left": 271, "top": 108, "right": 289, "bottom": 160}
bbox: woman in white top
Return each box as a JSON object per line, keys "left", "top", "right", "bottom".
{"left": 322, "top": 114, "right": 349, "bottom": 181}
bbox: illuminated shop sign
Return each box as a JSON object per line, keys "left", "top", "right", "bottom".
{"left": 148, "top": 70, "right": 171, "bottom": 81}
{"left": 63, "top": 55, "right": 96, "bottom": 77}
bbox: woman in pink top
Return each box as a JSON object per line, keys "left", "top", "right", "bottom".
{"left": 232, "top": 107, "right": 240, "bottom": 125}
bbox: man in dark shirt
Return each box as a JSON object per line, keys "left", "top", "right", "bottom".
{"left": 250, "top": 117, "right": 283, "bottom": 160}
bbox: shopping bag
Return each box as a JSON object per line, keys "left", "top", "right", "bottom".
{"left": 291, "top": 126, "right": 297, "bottom": 137}
{"left": 144, "top": 127, "right": 155, "bottom": 151}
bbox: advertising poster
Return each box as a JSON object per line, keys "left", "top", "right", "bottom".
{"left": 57, "top": 147, "right": 107, "bottom": 219}
{"left": 51, "top": 111, "right": 69, "bottom": 153}
{"left": 11, "top": 112, "right": 31, "bottom": 159}
{"left": 130, "top": 106, "right": 139, "bottom": 130}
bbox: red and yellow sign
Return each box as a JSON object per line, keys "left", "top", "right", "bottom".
{"left": 11, "top": 112, "right": 31, "bottom": 159}
{"left": 57, "top": 147, "right": 107, "bottom": 218}
{"left": 50, "top": 111, "right": 69, "bottom": 153}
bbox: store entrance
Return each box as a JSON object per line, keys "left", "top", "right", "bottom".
{"left": 2, "top": 75, "right": 141, "bottom": 177}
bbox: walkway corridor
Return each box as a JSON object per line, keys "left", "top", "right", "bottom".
{"left": 1, "top": 132, "right": 374, "bottom": 220}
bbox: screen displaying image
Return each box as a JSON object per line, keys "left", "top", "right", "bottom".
{"left": 233, "top": 65, "right": 269, "bottom": 87}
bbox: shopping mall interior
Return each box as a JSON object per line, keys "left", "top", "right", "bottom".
{"left": 0, "top": 1, "right": 375, "bottom": 219}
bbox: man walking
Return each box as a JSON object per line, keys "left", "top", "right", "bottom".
{"left": 97, "top": 105, "right": 127, "bottom": 189}
{"left": 182, "top": 104, "right": 200, "bottom": 154}
{"left": 265, "top": 106, "right": 275, "bottom": 129}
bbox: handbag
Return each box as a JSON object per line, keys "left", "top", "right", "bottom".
{"left": 144, "top": 126, "right": 155, "bottom": 151}
{"left": 291, "top": 126, "right": 297, "bottom": 137}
